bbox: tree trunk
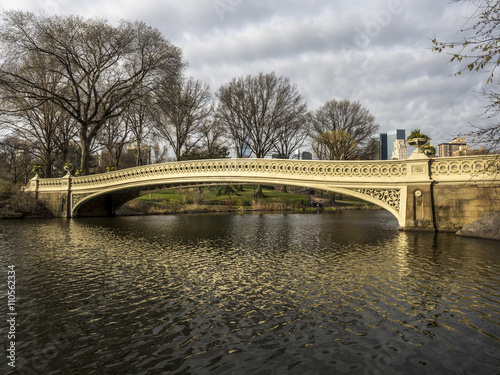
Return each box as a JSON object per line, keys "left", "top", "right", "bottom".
{"left": 255, "top": 184, "right": 264, "bottom": 198}
{"left": 329, "top": 192, "right": 335, "bottom": 205}
{"left": 80, "top": 130, "right": 91, "bottom": 175}
{"left": 44, "top": 158, "right": 53, "bottom": 178}
{"left": 61, "top": 147, "right": 69, "bottom": 172}
{"left": 136, "top": 138, "right": 142, "bottom": 166}
{"left": 43, "top": 150, "right": 53, "bottom": 178}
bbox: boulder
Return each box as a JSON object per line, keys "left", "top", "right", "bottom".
{"left": 456, "top": 211, "right": 500, "bottom": 240}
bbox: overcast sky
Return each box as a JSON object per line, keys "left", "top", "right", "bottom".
{"left": 0, "top": 0, "right": 490, "bottom": 146}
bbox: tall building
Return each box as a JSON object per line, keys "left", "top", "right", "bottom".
{"left": 387, "top": 130, "right": 406, "bottom": 160}
{"left": 391, "top": 139, "right": 408, "bottom": 160}
{"left": 370, "top": 129, "right": 406, "bottom": 160}
{"left": 380, "top": 133, "right": 388, "bottom": 160}
{"left": 438, "top": 137, "right": 468, "bottom": 157}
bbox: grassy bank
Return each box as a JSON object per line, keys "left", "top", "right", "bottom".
{"left": 117, "top": 185, "right": 376, "bottom": 216}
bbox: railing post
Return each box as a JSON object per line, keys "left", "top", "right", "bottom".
{"left": 31, "top": 174, "right": 40, "bottom": 199}
{"left": 62, "top": 172, "right": 72, "bottom": 217}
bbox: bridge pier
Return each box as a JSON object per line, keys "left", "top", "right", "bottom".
{"left": 35, "top": 192, "right": 121, "bottom": 217}
{"left": 432, "top": 182, "right": 500, "bottom": 232}
{"left": 402, "top": 182, "right": 500, "bottom": 232}
{"left": 403, "top": 184, "right": 436, "bottom": 231}
{"left": 36, "top": 191, "right": 71, "bottom": 218}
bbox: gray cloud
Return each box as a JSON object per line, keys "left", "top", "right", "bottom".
{"left": 1, "top": 0, "right": 489, "bottom": 146}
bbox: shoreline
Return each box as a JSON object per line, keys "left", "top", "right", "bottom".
{"left": 115, "top": 199, "right": 379, "bottom": 217}
{"left": 0, "top": 204, "right": 380, "bottom": 220}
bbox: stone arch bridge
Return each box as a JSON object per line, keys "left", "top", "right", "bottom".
{"left": 24, "top": 155, "right": 500, "bottom": 232}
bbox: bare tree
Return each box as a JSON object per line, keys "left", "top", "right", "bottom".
{"left": 216, "top": 72, "right": 307, "bottom": 196}
{"left": 216, "top": 72, "right": 308, "bottom": 159}
{"left": 124, "top": 98, "right": 154, "bottom": 166}
{"left": 0, "top": 11, "right": 184, "bottom": 174}
{"left": 97, "top": 117, "right": 131, "bottom": 170}
{"left": 312, "top": 129, "right": 359, "bottom": 160}
{"left": 152, "top": 76, "right": 212, "bottom": 160}
{"left": 0, "top": 49, "right": 69, "bottom": 177}
{"left": 198, "top": 116, "right": 227, "bottom": 156}
{"left": 3, "top": 101, "right": 69, "bottom": 178}
{"left": 310, "top": 99, "right": 379, "bottom": 160}
{"left": 1, "top": 113, "right": 81, "bottom": 177}
{"left": 0, "top": 136, "right": 33, "bottom": 183}
{"left": 272, "top": 114, "right": 309, "bottom": 159}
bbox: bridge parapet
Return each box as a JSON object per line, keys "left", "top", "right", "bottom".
{"left": 26, "top": 158, "right": 427, "bottom": 194}
{"left": 26, "top": 156, "right": 499, "bottom": 194}
{"left": 430, "top": 155, "right": 500, "bottom": 182}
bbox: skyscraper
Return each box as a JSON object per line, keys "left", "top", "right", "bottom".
{"left": 370, "top": 129, "right": 406, "bottom": 160}
{"left": 391, "top": 139, "right": 408, "bottom": 160}
{"left": 379, "top": 133, "right": 388, "bottom": 160}
{"left": 387, "top": 130, "right": 406, "bottom": 160}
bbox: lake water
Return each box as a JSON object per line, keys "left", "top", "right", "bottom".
{"left": 1, "top": 211, "right": 499, "bottom": 374}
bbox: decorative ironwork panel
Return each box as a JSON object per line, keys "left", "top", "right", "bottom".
{"left": 352, "top": 188, "right": 401, "bottom": 213}
{"left": 72, "top": 193, "right": 93, "bottom": 209}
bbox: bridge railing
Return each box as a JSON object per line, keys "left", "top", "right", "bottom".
{"left": 24, "top": 155, "right": 500, "bottom": 193}
{"left": 430, "top": 154, "right": 500, "bottom": 182}
{"left": 25, "top": 158, "right": 413, "bottom": 192}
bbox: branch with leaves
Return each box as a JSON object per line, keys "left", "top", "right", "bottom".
{"left": 432, "top": 0, "right": 500, "bottom": 84}
{"left": 432, "top": 0, "right": 500, "bottom": 152}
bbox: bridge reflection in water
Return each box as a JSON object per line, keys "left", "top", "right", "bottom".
{"left": 24, "top": 155, "right": 500, "bottom": 232}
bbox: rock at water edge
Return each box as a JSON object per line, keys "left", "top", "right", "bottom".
{"left": 456, "top": 211, "right": 500, "bottom": 241}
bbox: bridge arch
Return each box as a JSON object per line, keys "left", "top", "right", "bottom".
{"left": 25, "top": 156, "right": 500, "bottom": 232}
{"left": 70, "top": 173, "right": 406, "bottom": 226}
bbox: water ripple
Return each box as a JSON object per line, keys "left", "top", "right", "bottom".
{"left": 1, "top": 212, "right": 499, "bottom": 374}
